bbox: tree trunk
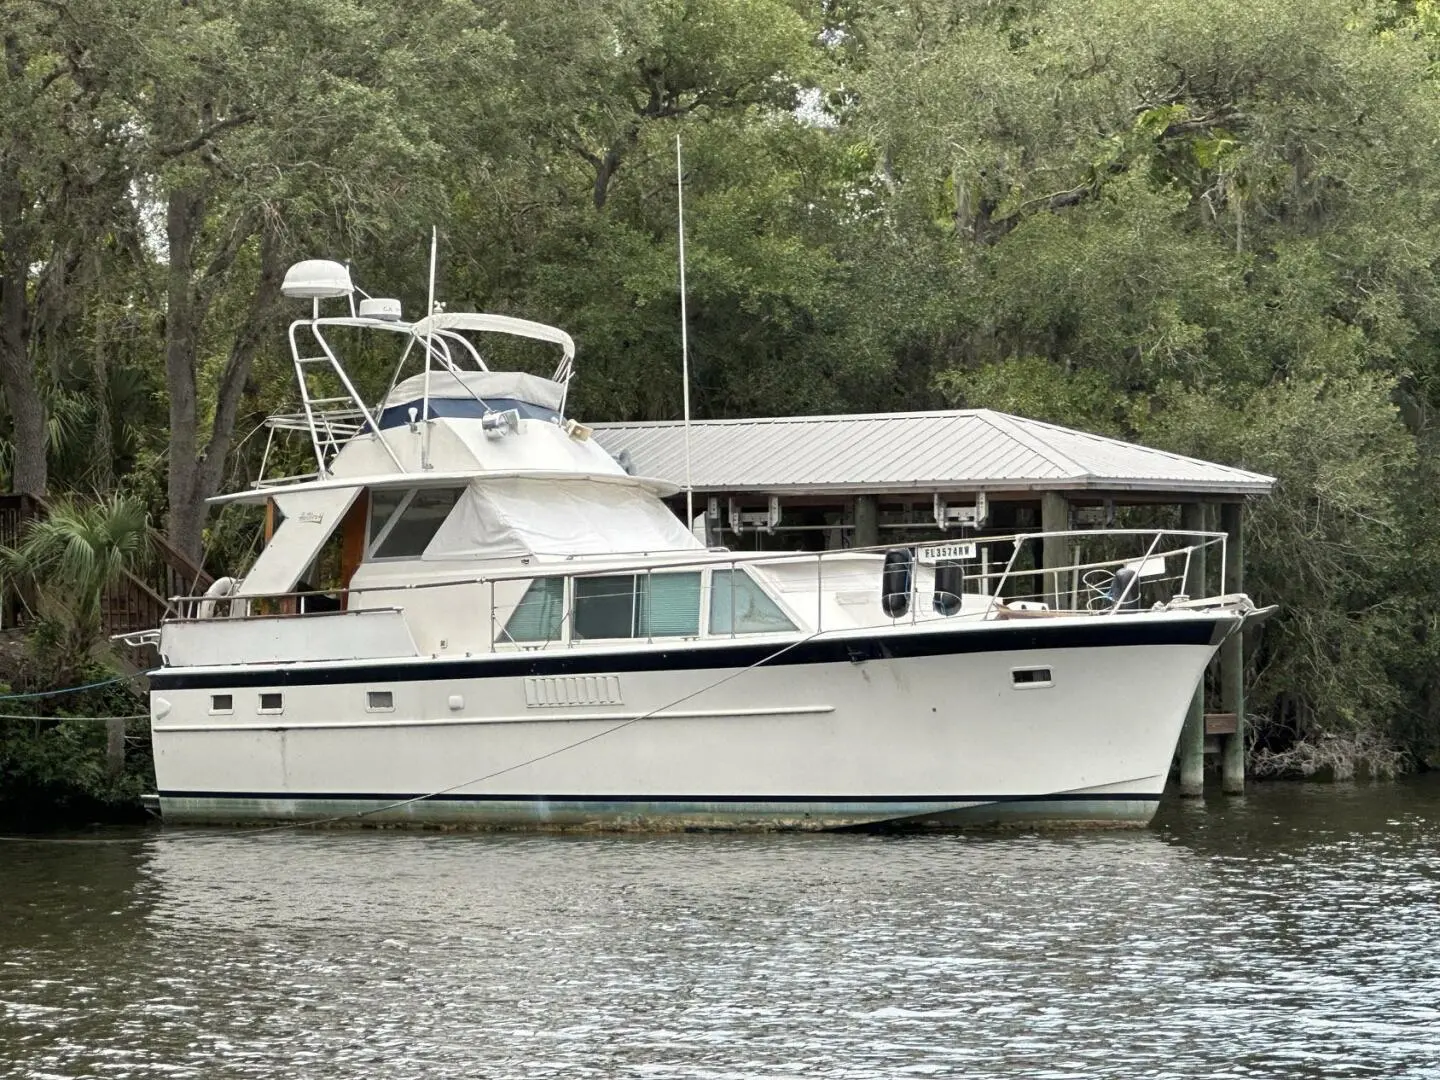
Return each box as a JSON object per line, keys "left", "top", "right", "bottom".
{"left": 0, "top": 288, "right": 47, "bottom": 495}
{"left": 164, "top": 187, "right": 205, "bottom": 560}
{"left": 0, "top": 181, "right": 48, "bottom": 497}
{"left": 105, "top": 716, "right": 125, "bottom": 777}
{"left": 164, "top": 201, "right": 283, "bottom": 562}
{"left": 89, "top": 276, "right": 115, "bottom": 491}
{"left": 0, "top": 34, "right": 47, "bottom": 496}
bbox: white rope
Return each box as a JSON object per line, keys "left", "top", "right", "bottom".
{"left": 239, "top": 628, "right": 830, "bottom": 834}
{"left": 0, "top": 632, "right": 829, "bottom": 843}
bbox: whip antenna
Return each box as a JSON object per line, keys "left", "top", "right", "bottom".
{"left": 421, "top": 226, "right": 438, "bottom": 470}
{"left": 677, "top": 135, "right": 694, "bottom": 528}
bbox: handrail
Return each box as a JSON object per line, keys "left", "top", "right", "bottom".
{"left": 166, "top": 528, "right": 1231, "bottom": 633}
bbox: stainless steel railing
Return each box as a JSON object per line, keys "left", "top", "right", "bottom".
{"left": 166, "top": 528, "right": 1231, "bottom": 648}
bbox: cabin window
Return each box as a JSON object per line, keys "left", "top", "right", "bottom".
{"left": 366, "top": 690, "right": 394, "bottom": 711}
{"left": 210, "top": 694, "right": 233, "bottom": 714}
{"left": 572, "top": 573, "right": 701, "bottom": 639}
{"left": 258, "top": 692, "right": 284, "bottom": 713}
{"left": 503, "top": 577, "right": 565, "bottom": 643}
{"left": 574, "top": 576, "right": 637, "bottom": 639}
{"left": 709, "top": 569, "right": 796, "bottom": 635}
{"left": 368, "top": 487, "right": 464, "bottom": 559}
{"left": 639, "top": 573, "right": 701, "bottom": 637}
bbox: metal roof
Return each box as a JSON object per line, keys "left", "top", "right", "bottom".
{"left": 590, "top": 409, "right": 1274, "bottom": 497}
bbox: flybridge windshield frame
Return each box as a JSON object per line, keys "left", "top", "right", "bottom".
{"left": 293, "top": 314, "right": 574, "bottom": 409}
{"left": 274, "top": 305, "right": 578, "bottom": 487}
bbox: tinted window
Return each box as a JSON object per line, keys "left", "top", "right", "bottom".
{"left": 504, "top": 577, "right": 565, "bottom": 643}
{"left": 368, "top": 488, "right": 406, "bottom": 546}
{"left": 372, "top": 488, "right": 463, "bottom": 559}
{"left": 638, "top": 573, "right": 700, "bottom": 637}
{"left": 709, "top": 569, "right": 796, "bottom": 635}
{"left": 574, "top": 576, "right": 636, "bottom": 639}
{"left": 572, "top": 573, "right": 702, "bottom": 639}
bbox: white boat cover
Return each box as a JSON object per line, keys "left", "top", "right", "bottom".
{"left": 424, "top": 478, "right": 702, "bottom": 560}
{"left": 236, "top": 487, "right": 361, "bottom": 597}
{"left": 408, "top": 313, "right": 575, "bottom": 360}
{"left": 385, "top": 370, "right": 566, "bottom": 411}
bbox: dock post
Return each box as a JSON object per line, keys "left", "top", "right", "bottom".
{"left": 854, "top": 495, "right": 880, "bottom": 548}
{"left": 1040, "top": 492, "right": 1068, "bottom": 609}
{"left": 1179, "top": 502, "right": 1209, "bottom": 796}
{"left": 1220, "top": 501, "right": 1246, "bottom": 794}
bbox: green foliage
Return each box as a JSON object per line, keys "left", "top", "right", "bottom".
{"left": 0, "top": 496, "right": 151, "bottom": 684}
{"left": 8, "top": 0, "right": 1440, "bottom": 781}
{"left": 0, "top": 680, "right": 153, "bottom": 828}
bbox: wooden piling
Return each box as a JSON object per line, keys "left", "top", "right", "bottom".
{"left": 1179, "top": 502, "right": 1209, "bottom": 797}
{"left": 854, "top": 495, "right": 880, "bottom": 548}
{"left": 1040, "top": 492, "right": 1069, "bottom": 609}
{"left": 1220, "top": 501, "right": 1246, "bottom": 794}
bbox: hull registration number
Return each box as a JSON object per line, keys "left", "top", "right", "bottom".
{"left": 918, "top": 542, "right": 977, "bottom": 562}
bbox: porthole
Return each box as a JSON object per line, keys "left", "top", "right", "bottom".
{"left": 366, "top": 690, "right": 394, "bottom": 712}
{"left": 209, "top": 694, "right": 233, "bottom": 714}
{"left": 258, "top": 692, "right": 284, "bottom": 713}
{"left": 1011, "top": 667, "right": 1054, "bottom": 689}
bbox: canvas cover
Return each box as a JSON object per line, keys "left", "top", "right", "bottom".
{"left": 385, "top": 370, "right": 565, "bottom": 412}
{"left": 423, "top": 478, "right": 702, "bottom": 560}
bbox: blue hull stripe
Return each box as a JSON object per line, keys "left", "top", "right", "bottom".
{"left": 150, "top": 616, "right": 1226, "bottom": 691}
{"left": 158, "top": 790, "right": 1161, "bottom": 804}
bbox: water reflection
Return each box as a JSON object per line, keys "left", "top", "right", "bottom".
{"left": 3, "top": 780, "right": 1439, "bottom": 1078}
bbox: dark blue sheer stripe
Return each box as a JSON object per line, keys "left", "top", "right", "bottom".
{"left": 377, "top": 397, "right": 561, "bottom": 430}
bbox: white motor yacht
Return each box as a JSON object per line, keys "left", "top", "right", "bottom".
{"left": 140, "top": 258, "right": 1266, "bottom": 829}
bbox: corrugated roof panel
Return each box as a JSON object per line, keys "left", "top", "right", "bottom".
{"left": 589, "top": 409, "right": 1273, "bottom": 495}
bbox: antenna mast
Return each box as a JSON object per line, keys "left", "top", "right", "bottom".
{"left": 421, "top": 227, "right": 438, "bottom": 470}
{"left": 677, "top": 135, "right": 694, "bottom": 528}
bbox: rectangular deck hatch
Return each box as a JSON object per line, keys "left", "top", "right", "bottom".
{"left": 235, "top": 486, "right": 362, "bottom": 597}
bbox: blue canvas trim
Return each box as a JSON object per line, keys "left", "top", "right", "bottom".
{"left": 376, "top": 397, "right": 560, "bottom": 430}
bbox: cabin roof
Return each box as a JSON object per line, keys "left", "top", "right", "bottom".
{"left": 590, "top": 409, "right": 1274, "bottom": 498}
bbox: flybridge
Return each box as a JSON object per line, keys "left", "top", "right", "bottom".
{"left": 268, "top": 257, "right": 578, "bottom": 485}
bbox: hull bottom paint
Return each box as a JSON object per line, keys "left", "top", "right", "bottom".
{"left": 154, "top": 790, "right": 1163, "bottom": 831}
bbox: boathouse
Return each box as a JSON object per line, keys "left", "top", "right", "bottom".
{"left": 592, "top": 408, "right": 1275, "bottom": 797}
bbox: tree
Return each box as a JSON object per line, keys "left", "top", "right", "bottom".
{"left": 0, "top": 1, "right": 147, "bottom": 495}
{"left": 122, "top": 0, "right": 513, "bottom": 559}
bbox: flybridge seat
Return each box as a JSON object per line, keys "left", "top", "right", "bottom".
{"left": 378, "top": 370, "right": 567, "bottom": 430}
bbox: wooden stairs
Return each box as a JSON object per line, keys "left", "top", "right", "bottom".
{"left": 0, "top": 493, "right": 214, "bottom": 667}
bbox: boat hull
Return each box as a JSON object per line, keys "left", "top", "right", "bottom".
{"left": 147, "top": 614, "right": 1233, "bottom": 830}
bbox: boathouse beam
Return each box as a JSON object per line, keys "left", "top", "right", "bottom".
{"left": 1220, "top": 501, "right": 1246, "bottom": 794}
{"left": 1179, "top": 501, "right": 1209, "bottom": 797}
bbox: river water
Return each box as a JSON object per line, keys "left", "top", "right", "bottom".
{"left": 3, "top": 781, "right": 1439, "bottom": 1079}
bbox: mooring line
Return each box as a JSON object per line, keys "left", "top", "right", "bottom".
{"left": 0, "top": 672, "right": 148, "bottom": 701}
{"left": 0, "top": 632, "right": 830, "bottom": 845}
{"left": 212, "top": 629, "right": 832, "bottom": 835}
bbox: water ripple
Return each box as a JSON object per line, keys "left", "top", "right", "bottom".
{"left": 3, "top": 781, "right": 1440, "bottom": 1078}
